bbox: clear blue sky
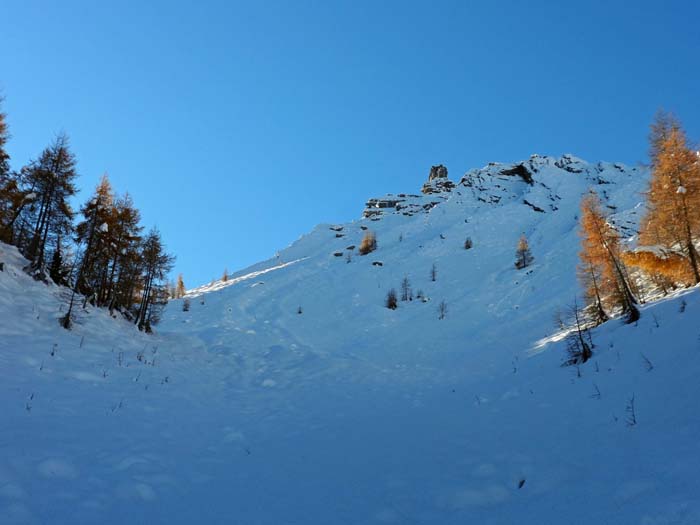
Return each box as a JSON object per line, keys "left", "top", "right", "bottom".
{"left": 2, "top": 1, "right": 699, "bottom": 286}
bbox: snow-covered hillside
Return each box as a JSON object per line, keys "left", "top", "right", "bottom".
{"left": 168, "top": 154, "right": 648, "bottom": 383}
{"left": 2, "top": 155, "right": 700, "bottom": 524}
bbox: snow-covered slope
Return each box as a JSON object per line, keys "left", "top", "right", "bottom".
{"left": 3, "top": 155, "right": 700, "bottom": 524}
{"left": 165, "top": 154, "right": 647, "bottom": 383}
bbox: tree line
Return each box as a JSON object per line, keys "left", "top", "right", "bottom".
{"left": 0, "top": 99, "right": 174, "bottom": 332}
{"left": 575, "top": 111, "right": 700, "bottom": 333}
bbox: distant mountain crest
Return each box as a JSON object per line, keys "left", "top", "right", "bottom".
{"left": 364, "top": 154, "right": 642, "bottom": 220}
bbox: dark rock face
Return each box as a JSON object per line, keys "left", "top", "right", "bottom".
{"left": 363, "top": 197, "right": 404, "bottom": 218}
{"left": 422, "top": 179, "right": 455, "bottom": 195}
{"left": 500, "top": 164, "right": 534, "bottom": 185}
{"left": 523, "top": 199, "right": 545, "bottom": 213}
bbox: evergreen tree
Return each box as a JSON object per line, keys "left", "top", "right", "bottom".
{"left": 579, "top": 192, "right": 639, "bottom": 323}
{"left": 514, "top": 234, "right": 534, "bottom": 269}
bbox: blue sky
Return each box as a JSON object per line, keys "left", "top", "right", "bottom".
{"left": 2, "top": 1, "right": 699, "bottom": 286}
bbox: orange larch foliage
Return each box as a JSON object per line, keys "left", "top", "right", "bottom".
{"left": 639, "top": 115, "right": 700, "bottom": 284}
{"left": 514, "top": 234, "right": 534, "bottom": 269}
{"left": 358, "top": 231, "right": 377, "bottom": 255}
{"left": 579, "top": 192, "right": 639, "bottom": 323}
{"left": 622, "top": 249, "right": 694, "bottom": 288}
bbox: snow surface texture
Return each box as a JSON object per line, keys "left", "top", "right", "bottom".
{"left": 2, "top": 155, "right": 700, "bottom": 524}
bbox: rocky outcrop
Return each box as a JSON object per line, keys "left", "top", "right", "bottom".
{"left": 363, "top": 197, "right": 405, "bottom": 218}
{"left": 422, "top": 164, "right": 455, "bottom": 195}
{"left": 554, "top": 154, "right": 585, "bottom": 173}
{"left": 362, "top": 155, "right": 641, "bottom": 222}
{"left": 428, "top": 164, "right": 448, "bottom": 182}
{"left": 363, "top": 165, "right": 455, "bottom": 219}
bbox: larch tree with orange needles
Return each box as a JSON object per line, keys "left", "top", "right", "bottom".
{"left": 358, "top": 231, "right": 377, "bottom": 255}
{"left": 579, "top": 192, "right": 639, "bottom": 323}
{"left": 639, "top": 115, "right": 700, "bottom": 284}
{"left": 514, "top": 234, "right": 534, "bottom": 269}
{"left": 175, "top": 273, "right": 186, "bottom": 298}
{"left": 648, "top": 110, "right": 681, "bottom": 165}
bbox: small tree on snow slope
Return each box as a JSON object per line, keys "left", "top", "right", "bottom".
{"left": 359, "top": 231, "right": 377, "bottom": 255}
{"left": 561, "top": 299, "right": 593, "bottom": 366}
{"left": 175, "top": 273, "right": 186, "bottom": 298}
{"left": 386, "top": 288, "right": 398, "bottom": 310}
{"left": 514, "top": 234, "right": 534, "bottom": 269}
{"left": 400, "top": 276, "right": 412, "bottom": 301}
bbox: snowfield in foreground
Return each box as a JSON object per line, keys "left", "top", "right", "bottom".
{"left": 2, "top": 155, "right": 700, "bottom": 524}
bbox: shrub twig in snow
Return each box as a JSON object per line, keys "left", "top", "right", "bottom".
{"left": 438, "top": 300, "right": 447, "bottom": 320}
{"left": 561, "top": 299, "right": 593, "bottom": 366}
{"left": 625, "top": 394, "right": 637, "bottom": 426}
